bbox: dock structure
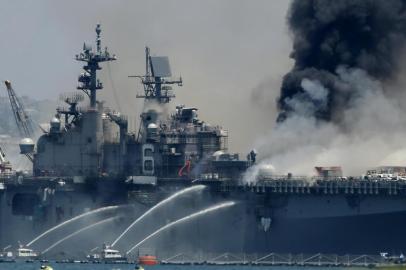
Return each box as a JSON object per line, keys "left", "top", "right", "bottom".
{"left": 160, "top": 252, "right": 387, "bottom": 267}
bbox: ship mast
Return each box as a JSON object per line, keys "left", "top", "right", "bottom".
{"left": 76, "top": 24, "right": 116, "bottom": 108}
{"left": 130, "top": 48, "right": 183, "bottom": 141}
{"left": 130, "top": 47, "right": 182, "bottom": 104}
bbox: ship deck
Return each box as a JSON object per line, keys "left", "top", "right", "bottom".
{"left": 2, "top": 174, "right": 406, "bottom": 197}
{"left": 201, "top": 176, "right": 406, "bottom": 196}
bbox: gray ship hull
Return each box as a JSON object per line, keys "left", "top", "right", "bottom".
{"left": 242, "top": 207, "right": 406, "bottom": 254}
{"left": 159, "top": 191, "right": 406, "bottom": 255}
{"left": 2, "top": 183, "right": 405, "bottom": 257}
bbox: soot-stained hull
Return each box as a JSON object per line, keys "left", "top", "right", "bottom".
{"left": 2, "top": 185, "right": 406, "bottom": 256}
{"left": 145, "top": 190, "right": 406, "bottom": 255}
{"left": 2, "top": 182, "right": 406, "bottom": 256}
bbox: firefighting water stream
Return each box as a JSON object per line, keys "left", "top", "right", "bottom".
{"left": 41, "top": 216, "right": 119, "bottom": 254}
{"left": 126, "top": 201, "right": 236, "bottom": 254}
{"left": 4, "top": 1, "right": 406, "bottom": 260}
{"left": 111, "top": 185, "right": 206, "bottom": 247}
{"left": 26, "top": 205, "right": 128, "bottom": 247}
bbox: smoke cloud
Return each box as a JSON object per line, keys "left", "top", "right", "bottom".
{"left": 278, "top": 0, "right": 406, "bottom": 122}
{"left": 248, "top": 0, "right": 406, "bottom": 179}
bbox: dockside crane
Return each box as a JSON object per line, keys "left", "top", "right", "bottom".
{"left": 4, "top": 80, "right": 34, "bottom": 138}
{"left": 3, "top": 80, "right": 35, "bottom": 162}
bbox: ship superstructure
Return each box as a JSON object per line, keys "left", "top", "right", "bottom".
{"left": 0, "top": 24, "right": 406, "bottom": 258}
{"left": 33, "top": 26, "right": 245, "bottom": 184}
{"left": 34, "top": 24, "right": 118, "bottom": 178}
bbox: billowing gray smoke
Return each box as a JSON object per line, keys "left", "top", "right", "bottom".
{"left": 246, "top": 0, "right": 406, "bottom": 180}
{"left": 278, "top": 0, "right": 406, "bottom": 123}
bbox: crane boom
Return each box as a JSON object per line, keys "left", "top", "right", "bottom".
{"left": 4, "top": 80, "right": 34, "bottom": 138}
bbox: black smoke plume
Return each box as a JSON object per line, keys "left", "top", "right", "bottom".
{"left": 278, "top": 0, "right": 406, "bottom": 123}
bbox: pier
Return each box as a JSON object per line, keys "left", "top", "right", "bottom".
{"left": 160, "top": 252, "right": 389, "bottom": 267}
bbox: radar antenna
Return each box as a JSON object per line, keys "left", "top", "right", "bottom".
{"left": 60, "top": 92, "right": 85, "bottom": 105}
{"left": 75, "top": 24, "right": 116, "bottom": 108}
{"left": 129, "top": 47, "right": 183, "bottom": 104}
{"left": 57, "top": 92, "right": 85, "bottom": 125}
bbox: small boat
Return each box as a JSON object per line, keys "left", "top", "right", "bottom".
{"left": 138, "top": 255, "right": 158, "bottom": 265}
{"left": 16, "top": 246, "right": 38, "bottom": 260}
{"left": 0, "top": 250, "right": 15, "bottom": 263}
{"left": 100, "top": 244, "right": 127, "bottom": 263}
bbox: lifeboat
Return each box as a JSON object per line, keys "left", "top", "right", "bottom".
{"left": 138, "top": 255, "right": 158, "bottom": 265}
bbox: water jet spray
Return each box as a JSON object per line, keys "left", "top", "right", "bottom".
{"left": 126, "top": 201, "right": 235, "bottom": 254}
{"left": 41, "top": 216, "right": 120, "bottom": 255}
{"left": 27, "top": 204, "right": 129, "bottom": 247}
{"left": 112, "top": 185, "right": 205, "bottom": 247}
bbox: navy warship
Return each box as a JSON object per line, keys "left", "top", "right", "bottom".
{"left": 1, "top": 24, "right": 406, "bottom": 258}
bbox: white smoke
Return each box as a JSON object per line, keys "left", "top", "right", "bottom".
{"left": 284, "top": 78, "right": 329, "bottom": 117}
{"left": 245, "top": 66, "right": 406, "bottom": 182}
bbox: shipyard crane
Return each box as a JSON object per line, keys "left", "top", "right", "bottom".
{"left": 4, "top": 80, "right": 34, "bottom": 138}
{"left": 4, "top": 80, "right": 35, "bottom": 162}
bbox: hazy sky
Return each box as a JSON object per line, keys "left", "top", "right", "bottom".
{"left": 0, "top": 0, "right": 292, "bottom": 154}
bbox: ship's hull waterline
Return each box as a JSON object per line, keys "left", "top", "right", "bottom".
{"left": 1, "top": 181, "right": 406, "bottom": 256}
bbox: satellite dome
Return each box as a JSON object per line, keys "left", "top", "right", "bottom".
{"left": 213, "top": 150, "right": 225, "bottom": 157}
{"left": 19, "top": 137, "right": 34, "bottom": 154}
{"left": 258, "top": 164, "right": 275, "bottom": 177}
{"left": 50, "top": 117, "right": 60, "bottom": 126}
{"left": 50, "top": 117, "right": 61, "bottom": 132}
{"left": 50, "top": 117, "right": 60, "bottom": 124}
{"left": 20, "top": 137, "right": 34, "bottom": 146}
{"left": 212, "top": 150, "right": 225, "bottom": 160}
{"left": 146, "top": 123, "right": 158, "bottom": 141}
{"left": 147, "top": 123, "right": 158, "bottom": 129}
